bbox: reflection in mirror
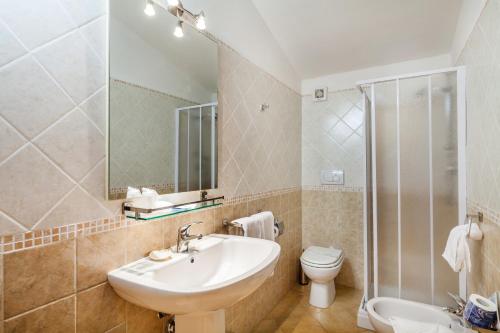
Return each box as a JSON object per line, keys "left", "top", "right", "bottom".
{"left": 108, "top": 0, "right": 218, "bottom": 199}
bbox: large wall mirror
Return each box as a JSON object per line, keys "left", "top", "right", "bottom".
{"left": 108, "top": 0, "right": 218, "bottom": 199}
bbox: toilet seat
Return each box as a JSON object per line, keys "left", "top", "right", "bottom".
{"left": 301, "top": 256, "right": 344, "bottom": 269}
{"left": 301, "top": 246, "right": 343, "bottom": 267}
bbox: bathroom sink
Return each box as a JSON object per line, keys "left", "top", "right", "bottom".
{"left": 108, "top": 234, "right": 280, "bottom": 333}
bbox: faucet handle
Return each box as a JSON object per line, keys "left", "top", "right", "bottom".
{"left": 448, "top": 292, "right": 466, "bottom": 308}
{"left": 179, "top": 221, "right": 203, "bottom": 236}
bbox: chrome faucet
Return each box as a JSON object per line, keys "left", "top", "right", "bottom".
{"left": 176, "top": 221, "right": 203, "bottom": 253}
{"left": 443, "top": 292, "right": 467, "bottom": 317}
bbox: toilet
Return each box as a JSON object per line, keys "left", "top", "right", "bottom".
{"left": 300, "top": 246, "right": 344, "bottom": 308}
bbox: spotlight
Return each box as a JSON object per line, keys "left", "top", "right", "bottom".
{"left": 174, "top": 21, "right": 184, "bottom": 38}
{"left": 195, "top": 11, "right": 206, "bottom": 30}
{"left": 144, "top": 0, "right": 155, "bottom": 16}
{"left": 167, "top": 0, "right": 179, "bottom": 7}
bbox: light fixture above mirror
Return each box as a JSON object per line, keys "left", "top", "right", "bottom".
{"left": 173, "top": 20, "right": 184, "bottom": 38}
{"left": 143, "top": 0, "right": 207, "bottom": 38}
{"left": 144, "top": 0, "right": 155, "bottom": 16}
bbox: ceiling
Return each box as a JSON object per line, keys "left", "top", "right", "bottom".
{"left": 252, "top": 0, "right": 462, "bottom": 79}
{"left": 111, "top": 0, "right": 218, "bottom": 92}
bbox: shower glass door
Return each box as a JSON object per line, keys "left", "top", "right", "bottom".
{"left": 362, "top": 68, "right": 465, "bottom": 307}
{"left": 175, "top": 103, "right": 218, "bottom": 192}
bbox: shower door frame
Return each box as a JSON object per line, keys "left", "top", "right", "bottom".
{"left": 358, "top": 66, "right": 467, "bottom": 304}
{"left": 174, "top": 102, "right": 218, "bottom": 192}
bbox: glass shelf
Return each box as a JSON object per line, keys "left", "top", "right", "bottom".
{"left": 122, "top": 196, "right": 224, "bottom": 220}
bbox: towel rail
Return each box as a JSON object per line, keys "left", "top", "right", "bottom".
{"left": 222, "top": 216, "right": 285, "bottom": 237}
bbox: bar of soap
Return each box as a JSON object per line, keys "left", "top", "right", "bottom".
{"left": 149, "top": 249, "right": 172, "bottom": 261}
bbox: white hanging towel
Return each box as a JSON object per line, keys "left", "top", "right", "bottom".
{"left": 251, "top": 211, "right": 275, "bottom": 241}
{"left": 442, "top": 225, "right": 471, "bottom": 272}
{"left": 389, "top": 317, "right": 455, "bottom": 333}
{"left": 231, "top": 216, "right": 263, "bottom": 239}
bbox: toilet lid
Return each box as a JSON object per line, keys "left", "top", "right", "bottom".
{"left": 301, "top": 246, "right": 343, "bottom": 266}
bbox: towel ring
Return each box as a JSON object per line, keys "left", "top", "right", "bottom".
{"left": 466, "top": 212, "right": 483, "bottom": 238}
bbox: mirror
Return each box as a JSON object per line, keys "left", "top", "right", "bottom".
{"left": 108, "top": 0, "right": 218, "bottom": 199}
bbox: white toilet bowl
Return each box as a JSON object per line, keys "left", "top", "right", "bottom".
{"left": 300, "top": 246, "right": 344, "bottom": 308}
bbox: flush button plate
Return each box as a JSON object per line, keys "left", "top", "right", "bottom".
{"left": 320, "top": 170, "right": 344, "bottom": 185}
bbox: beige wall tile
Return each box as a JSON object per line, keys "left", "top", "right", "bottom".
{"left": 467, "top": 216, "right": 500, "bottom": 296}
{"left": 0, "top": 145, "right": 74, "bottom": 230}
{"left": 34, "top": 109, "right": 105, "bottom": 181}
{"left": 76, "top": 283, "right": 125, "bottom": 333}
{"left": 4, "top": 296, "right": 75, "bottom": 333}
{"left": 227, "top": 192, "right": 302, "bottom": 332}
{"left": 302, "top": 190, "right": 364, "bottom": 289}
{"left": 126, "top": 303, "right": 163, "bottom": 333}
{"left": 126, "top": 220, "right": 163, "bottom": 262}
{"left": 105, "top": 323, "right": 126, "bottom": 333}
{"left": 77, "top": 228, "right": 126, "bottom": 290}
{"left": 4, "top": 240, "right": 75, "bottom": 318}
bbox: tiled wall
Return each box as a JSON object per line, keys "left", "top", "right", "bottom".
{"left": 109, "top": 79, "right": 194, "bottom": 194}
{"left": 302, "top": 89, "right": 364, "bottom": 188}
{"left": 0, "top": 0, "right": 112, "bottom": 235}
{"left": 456, "top": 0, "right": 500, "bottom": 295}
{"left": 0, "top": 190, "right": 301, "bottom": 333}
{"left": 0, "top": 0, "right": 301, "bottom": 236}
{"left": 301, "top": 89, "right": 364, "bottom": 289}
{"left": 220, "top": 47, "right": 302, "bottom": 199}
{"left": 302, "top": 189, "right": 364, "bottom": 289}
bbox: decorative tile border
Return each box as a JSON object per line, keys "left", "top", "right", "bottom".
{"left": 0, "top": 216, "right": 126, "bottom": 254}
{"left": 0, "top": 187, "right": 301, "bottom": 254}
{"left": 301, "top": 185, "right": 364, "bottom": 192}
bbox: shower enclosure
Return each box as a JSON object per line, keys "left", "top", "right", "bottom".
{"left": 359, "top": 68, "right": 466, "bottom": 310}
{"left": 175, "top": 102, "right": 218, "bottom": 192}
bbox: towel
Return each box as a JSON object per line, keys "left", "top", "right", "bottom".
{"left": 141, "top": 187, "right": 160, "bottom": 203}
{"left": 389, "top": 317, "right": 454, "bottom": 333}
{"left": 232, "top": 216, "right": 263, "bottom": 238}
{"left": 251, "top": 211, "right": 275, "bottom": 241}
{"left": 442, "top": 225, "right": 471, "bottom": 272}
{"left": 126, "top": 186, "right": 141, "bottom": 199}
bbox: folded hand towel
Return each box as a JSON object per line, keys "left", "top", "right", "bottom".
{"left": 141, "top": 187, "right": 160, "bottom": 203}
{"left": 231, "top": 216, "right": 262, "bottom": 238}
{"left": 126, "top": 186, "right": 141, "bottom": 199}
{"left": 389, "top": 316, "right": 455, "bottom": 333}
{"left": 442, "top": 225, "right": 471, "bottom": 272}
{"left": 251, "top": 211, "right": 275, "bottom": 241}
{"left": 126, "top": 186, "right": 155, "bottom": 208}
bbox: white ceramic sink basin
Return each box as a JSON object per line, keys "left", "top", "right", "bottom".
{"left": 108, "top": 234, "right": 280, "bottom": 332}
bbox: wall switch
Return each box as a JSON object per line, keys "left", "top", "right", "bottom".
{"left": 320, "top": 170, "right": 344, "bottom": 185}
